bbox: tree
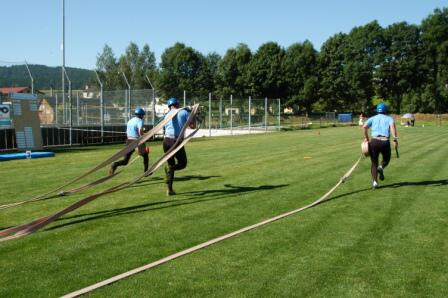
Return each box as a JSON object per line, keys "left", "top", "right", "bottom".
{"left": 248, "top": 42, "right": 286, "bottom": 99}
{"left": 318, "top": 33, "right": 351, "bottom": 111}
{"left": 344, "top": 21, "right": 386, "bottom": 112}
{"left": 217, "top": 43, "right": 252, "bottom": 98}
{"left": 283, "top": 41, "right": 319, "bottom": 113}
{"left": 95, "top": 44, "right": 120, "bottom": 89}
{"left": 158, "top": 42, "right": 208, "bottom": 100}
{"left": 421, "top": 7, "right": 448, "bottom": 112}
{"left": 374, "top": 22, "right": 424, "bottom": 113}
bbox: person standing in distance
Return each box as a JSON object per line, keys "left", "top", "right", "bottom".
{"left": 363, "top": 103, "right": 398, "bottom": 189}
{"left": 109, "top": 107, "right": 149, "bottom": 175}
{"left": 163, "top": 97, "right": 196, "bottom": 196}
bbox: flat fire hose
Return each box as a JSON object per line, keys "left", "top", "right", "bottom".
{"left": 0, "top": 107, "right": 190, "bottom": 210}
{"left": 62, "top": 156, "right": 362, "bottom": 298}
{"left": 0, "top": 105, "right": 201, "bottom": 241}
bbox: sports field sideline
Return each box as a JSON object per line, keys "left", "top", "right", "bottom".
{"left": 1, "top": 125, "right": 447, "bottom": 297}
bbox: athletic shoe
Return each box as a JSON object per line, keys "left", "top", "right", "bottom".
{"left": 377, "top": 166, "right": 384, "bottom": 181}
{"left": 166, "top": 189, "right": 176, "bottom": 196}
{"left": 108, "top": 167, "right": 115, "bottom": 175}
{"left": 372, "top": 180, "right": 379, "bottom": 189}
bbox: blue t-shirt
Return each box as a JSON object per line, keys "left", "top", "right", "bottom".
{"left": 126, "top": 117, "right": 144, "bottom": 138}
{"left": 164, "top": 109, "right": 189, "bottom": 137}
{"left": 365, "top": 114, "right": 394, "bottom": 137}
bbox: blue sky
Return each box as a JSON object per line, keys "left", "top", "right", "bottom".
{"left": 1, "top": 0, "right": 446, "bottom": 69}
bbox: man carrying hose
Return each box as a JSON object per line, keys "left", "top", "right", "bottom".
{"left": 163, "top": 97, "right": 197, "bottom": 196}
{"left": 109, "top": 107, "right": 149, "bottom": 175}
{"left": 363, "top": 103, "right": 398, "bottom": 189}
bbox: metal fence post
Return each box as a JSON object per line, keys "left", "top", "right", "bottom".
{"left": 278, "top": 99, "right": 281, "bottom": 130}
{"left": 230, "top": 94, "right": 233, "bottom": 135}
{"left": 69, "top": 80, "right": 72, "bottom": 145}
{"left": 76, "top": 91, "right": 80, "bottom": 125}
{"left": 152, "top": 89, "right": 155, "bottom": 126}
{"left": 219, "top": 97, "right": 222, "bottom": 128}
{"left": 95, "top": 71, "right": 104, "bottom": 141}
{"left": 183, "top": 90, "right": 186, "bottom": 107}
{"left": 248, "top": 96, "right": 251, "bottom": 134}
{"left": 55, "top": 93, "right": 58, "bottom": 125}
{"left": 209, "top": 93, "right": 212, "bottom": 137}
{"left": 265, "top": 97, "right": 268, "bottom": 132}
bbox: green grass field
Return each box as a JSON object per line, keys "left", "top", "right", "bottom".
{"left": 1, "top": 125, "right": 447, "bottom": 297}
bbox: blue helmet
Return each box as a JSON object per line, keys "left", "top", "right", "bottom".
{"left": 134, "top": 107, "right": 145, "bottom": 116}
{"left": 376, "top": 103, "right": 387, "bottom": 113}
{"left": 167, "top": 97, "right": 179, "bottom": 107}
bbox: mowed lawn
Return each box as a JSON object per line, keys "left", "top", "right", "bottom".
{"left": 0, "top": 125, "right": 447, "bottom": 297}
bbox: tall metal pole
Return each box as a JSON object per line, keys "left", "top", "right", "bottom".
{"left": 145, "top": 74, "right": 155, "bottom": 126}
{"left": 62, "top": 0, "right": 65, "bottom": 124}
{"left": 230, "top": 94, "right": 233, "bottom": 135}
{"left": 248, "top": 96, "right": 251, "bottom": 134}
{"left": 24, "top": 61, "right": 34, "bottom": 94}
{"left": 209, "top": 93, "right": 212, "bottom": 137}
{"left": 95, "top": 70, "right": 104, "bottom": 141}
{"left": 183, "top": 90, "right": 186, "bottom": 107}
{"left": 265, "top": 97, "right": 268, "bottom": 132}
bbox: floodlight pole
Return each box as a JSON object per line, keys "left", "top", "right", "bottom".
{"left": 120, "top": 71, "right": 131, "bottom": 122}
{"left": 95, "top": 70, "right": 104, "bottom": 141}
{"left": 24, "top": 61, "right": 34, "bottom": 94}
{"left": 61, "top": 0, "right": 65, "bottom": 125}
{"left": 145, "top": 74, "right": 156, "bottom": 126}
{"left": 63, "top": 67, "right": 72, "bottom": 146}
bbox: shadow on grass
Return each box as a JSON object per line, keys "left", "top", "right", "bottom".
{"left": 380, "top": 179, "right": 448, "bottom": 188}
{"left": 45, "top": 183, "right": 289, "bottom": 232}
{"left": 131, "top": 175, "right": 221, "bottom": 188}
{"left": 319, "top": 178, "right": 448, "bottom": 206}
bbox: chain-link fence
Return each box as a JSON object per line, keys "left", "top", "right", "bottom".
{"left": 182, "top": 95, "right": 282, "bottom": 133}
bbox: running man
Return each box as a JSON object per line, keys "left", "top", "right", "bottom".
{"left": 363, "top": 103, "right": 398, "bottom": 189}
{"left": 109, "top": 107, "right": 149, "bottom": 175}
{"left": 163, "top": 97, "right": 197, "bottom": 196}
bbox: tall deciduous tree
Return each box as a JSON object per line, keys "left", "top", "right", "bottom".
{"left": 95, "top": 44, "right": 120, "bottom": 89}
{"left": 217, "top": 43, "right": 252, "bottom": 98}
{"left": 283, "top": 40, "right": 319, "bottom": 113}
{"left": 158, "top": 42, "right": 208, "bottom": 100}
{"left": 344, "top": 21, "right": 386, "bottom": 112}
{"left": 248, "top": 42, "right": 286, "bottom": 99}
{"left": 421, "top": 7, "right": 448, "bottom": 113}
{"left": 374, "top": 22, "right": 423, "bottom": 113}
{"left": 318, "top": 33, "right": 351, "bottom": 111}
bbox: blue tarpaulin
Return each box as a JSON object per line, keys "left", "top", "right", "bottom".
{"left": 338, "top": 113, "right": 352, "bottom": 122}
{"left": 0, "top": 151, "right": 55, "bottom": 161}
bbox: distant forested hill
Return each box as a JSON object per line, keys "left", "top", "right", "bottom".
{"left": 0, "top": 64, "right": 95, "bottom": 90}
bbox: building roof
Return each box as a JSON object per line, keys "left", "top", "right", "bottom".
{"left": 0, "top": 87, "right": 31, "bottom": 94}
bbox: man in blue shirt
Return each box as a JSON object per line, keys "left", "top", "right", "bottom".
{"left": 109, "top": 107, "right": 149, "bottom": 175}
{"left": 363, "top": 103, "right": 398, "bottom": 189}
{"left": 163, "top": 97, "right": 196, "bottom": 196}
